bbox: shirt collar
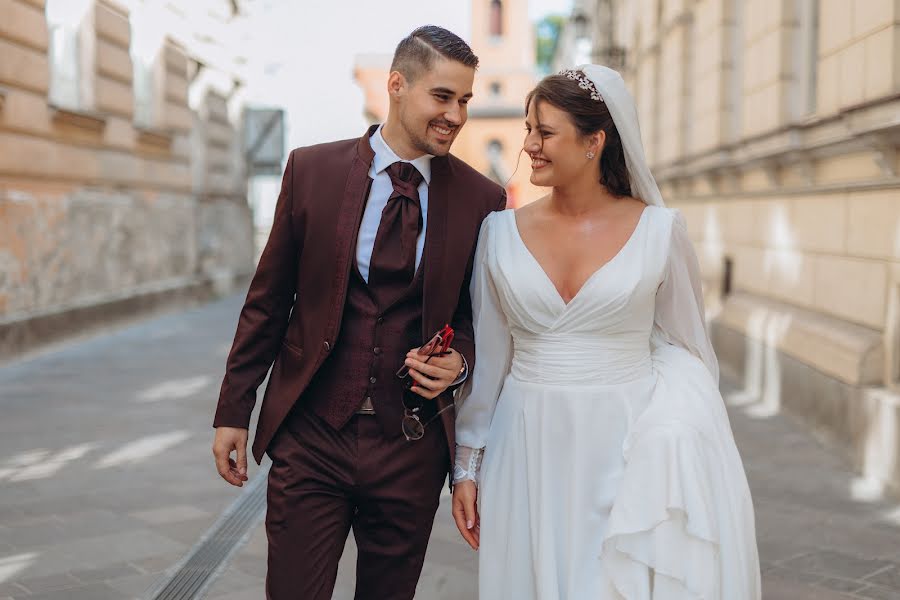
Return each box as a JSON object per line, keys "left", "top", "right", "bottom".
{"left": 371, "top": 124, "right": 432, "bottom": 185}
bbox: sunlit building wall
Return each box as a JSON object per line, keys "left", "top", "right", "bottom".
{"left": 558, "top": 0, "right": 900, "bottom": 493}
{"left": 0, "top": 0, "right": 255, "bottom": 360}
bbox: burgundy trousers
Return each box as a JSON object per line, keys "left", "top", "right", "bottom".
{"left": 265, "top": 405, "right": 449, "bottom": 600}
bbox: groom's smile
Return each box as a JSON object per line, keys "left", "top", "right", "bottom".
{"left": 427, "top": 118, "right": 458, "bottom": 145}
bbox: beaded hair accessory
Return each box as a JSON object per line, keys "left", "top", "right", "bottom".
{"left": 559, "top": 69, "right": 604, "bottom": 102}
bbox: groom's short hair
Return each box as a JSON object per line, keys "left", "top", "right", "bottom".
{"left": 391, "top": 26, "right": 479, "bottom": 82}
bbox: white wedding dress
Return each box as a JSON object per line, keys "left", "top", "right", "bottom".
{"left": 454, "top": 206, "right": 761, "bottom": 599}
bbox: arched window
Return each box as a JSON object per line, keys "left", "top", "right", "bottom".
{"left": 489, "top": 0, "right": 503, "bottom": 38}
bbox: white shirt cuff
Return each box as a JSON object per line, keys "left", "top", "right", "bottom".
{"left": 451, "top": 353, "right": 469, "bottom": 386}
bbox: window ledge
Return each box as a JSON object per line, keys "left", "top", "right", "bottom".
{"left": 136, "top": 126, "right": 174, "bottom": 149}
{"left": 50, "top": 104, "right": 107, "bottom": 132}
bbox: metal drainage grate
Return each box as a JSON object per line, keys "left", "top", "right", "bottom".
{"left": 144, "top": 459, "right": 270, "bottom": 600}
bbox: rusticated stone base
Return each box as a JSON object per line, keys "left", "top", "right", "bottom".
{"left": 0, "top": 186, "right": 254, "bottom": 363}
{"left": 712, "top": 300, "right": 900, "bottom": 496}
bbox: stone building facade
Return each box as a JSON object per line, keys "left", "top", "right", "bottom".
{"left": 557, "top": 0, "right": 900, "bottom": 493}
{"left": 354, "top": 0, "right": 544, "bottom": 207}
{"left": 0, "top": 0, "right": 255, "bottom": 361}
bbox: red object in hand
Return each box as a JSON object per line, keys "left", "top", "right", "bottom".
{"left": 396, "top": 324, "right": 455, "bottom": 378}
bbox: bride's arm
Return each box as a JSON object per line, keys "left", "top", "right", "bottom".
{"left": 652, "top": 210, "right": 720, "bottom": 383}
{"left": 454, "top": 213, "right": 514, "bottom": 485}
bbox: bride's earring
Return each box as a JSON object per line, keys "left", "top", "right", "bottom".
{"left": 586, "top": 151, "right": 595, "bottom": 159}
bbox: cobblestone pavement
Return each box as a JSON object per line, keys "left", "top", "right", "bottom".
{"left": 0, "top": 294, "right": 898, "bottom": 599}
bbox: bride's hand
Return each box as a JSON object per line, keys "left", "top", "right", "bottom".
{"left": 452, "top": 480, "right": 480, "bottom": 550}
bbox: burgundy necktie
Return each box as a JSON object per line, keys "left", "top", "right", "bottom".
{"left": 368, "top": 162, "right": 425, "bottom": 303}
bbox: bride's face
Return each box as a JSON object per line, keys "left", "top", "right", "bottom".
{"left": 523, "top": 100, "right": 597, "bottom": 188}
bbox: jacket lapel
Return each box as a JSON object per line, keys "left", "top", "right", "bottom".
{"left": 422, "top": 156, "right": 451, "bottom": 339}
{"left": 327, "top": 127, "right": 376, "bottom": 335}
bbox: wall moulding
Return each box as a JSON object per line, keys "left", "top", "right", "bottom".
{"left": 655, "top": 94, "right": 900, "bottom": 192}
{"left": 49, "top": 104, "right": 107, "bottom": 133}
{"left": 135, "top": 126, "right": 174, "bottom": 151}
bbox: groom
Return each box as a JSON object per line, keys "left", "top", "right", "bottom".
{"left": 212, "top": 25, "right": 506, "bottom": 600}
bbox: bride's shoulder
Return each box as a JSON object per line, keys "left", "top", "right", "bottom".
{"left": 478, "top": 207, "right": 514, "bottom": 242}
{"left": 635, "top": 201, "right": 682, "bottom": 226}
{"left": 482, "top": 207, "right": 514, "bottom": 228}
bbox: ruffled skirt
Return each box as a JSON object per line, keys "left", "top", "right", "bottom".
{"left": 477, "top": 345, "right": 760, "bottom": 599}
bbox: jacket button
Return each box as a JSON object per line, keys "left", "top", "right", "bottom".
{"left": 324, "top": 341, "right": 331, "bottom": 352}
{"left": 373, "top": 347, "right": 381, "bottom": 355}
{"left": 370, "top": 376, "right": 377, "bottom": 384}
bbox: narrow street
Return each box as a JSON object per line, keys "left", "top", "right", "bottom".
{"left": 0, "top": 296, "right": 898, "bottom": 599}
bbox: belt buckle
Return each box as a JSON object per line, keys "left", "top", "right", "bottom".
{"left": 356, "top": 396, "right": 376, "bottom": 415}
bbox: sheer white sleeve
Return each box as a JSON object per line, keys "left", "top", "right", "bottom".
{"left": 454, "top": 214, "right": 514, "bottom": 485}
{"left": 652, "top": 211, "right": 720, "bottom": 384}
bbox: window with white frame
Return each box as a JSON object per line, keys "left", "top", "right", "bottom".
{"left": 130, "top": 5, "right": 166, "bottom": 129}
{"left": 45, "top": 0, "right": 96, "bottom": 111}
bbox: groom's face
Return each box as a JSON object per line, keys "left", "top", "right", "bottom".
{"left": 395, "top": 57, "right": 474, "bottom": 156}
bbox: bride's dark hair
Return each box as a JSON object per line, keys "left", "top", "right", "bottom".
{"left": 525, "top": 74, "right": 632, "bottom": 198}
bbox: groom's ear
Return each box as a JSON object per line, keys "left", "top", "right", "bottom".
{"left": 388, "top": 71, "right": 407, "bottom": 99}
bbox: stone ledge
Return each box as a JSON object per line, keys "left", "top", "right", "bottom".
{"left": 49, "top": 105, "right": 107, "bottom": 133}
{"left": 0, "top": 272, "right": 252, "bottom": 365}
{"left": 469, "top": 106, "right": 526, "bottom": 119}
{"left": 714, "top": 292, "right": 884, "bottom": 386}
{"left": 136, "top": 126, "right": 174, "bottom": 150}
{"left": 654, "top": 94, "right": 900, "bottom": 187}
{"left": 714, "top": 322, "right": 900, "bottom": 495}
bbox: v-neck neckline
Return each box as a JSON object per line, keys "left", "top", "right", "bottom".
{"left": 509, "top": 206, "right": 649, "bottom": 308}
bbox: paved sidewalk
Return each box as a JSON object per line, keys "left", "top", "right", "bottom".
{"left": 0, "top": 294, "right": 898, "bottom": 599}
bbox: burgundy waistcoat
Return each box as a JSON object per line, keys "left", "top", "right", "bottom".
{"left": 299, "top": 259, "right": 427, "bottom": 437}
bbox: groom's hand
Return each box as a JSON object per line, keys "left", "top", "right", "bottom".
{"left": 452, "top": 480, "right": 480, "bottom": 550}
{"left": 404, "top": 348, "right": 464, "bottom": 399}
{"left": 213, "top": 426, "right": 249, "bottom": 487}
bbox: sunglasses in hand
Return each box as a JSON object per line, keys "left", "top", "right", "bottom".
{"left": 396, "top": 324, "right": 456, "bottom": 441}
{"left": 395, "top": 324, "right": 454, "bottom": 380}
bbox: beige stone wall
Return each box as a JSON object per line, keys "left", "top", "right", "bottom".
{"left": 0, "top": 0, "right": 253, "bottom": 354}
{"left": 608, "top": 0, "right": 900, "bottom": 491}
{"left": 818, "top": 0, "right": 900, "bottom": 115}
{"left": 615, "top": 0, "right": 900, "bottom": 381}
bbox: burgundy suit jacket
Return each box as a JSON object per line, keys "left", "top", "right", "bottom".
{"left": 214, "top": 126, "right": 507, "bottom": 463}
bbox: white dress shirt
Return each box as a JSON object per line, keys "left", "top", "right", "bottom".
{"left": 355, "top": 125, "right": 432, "bottom": 283}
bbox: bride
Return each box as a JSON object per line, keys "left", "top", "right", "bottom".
{"left": 451, "top": 65, "right": 761, "bottom": 599}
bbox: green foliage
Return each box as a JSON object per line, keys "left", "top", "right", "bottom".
{"left": 535, "top": 15, "right": 566, "bottom": 74}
